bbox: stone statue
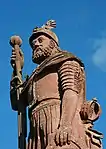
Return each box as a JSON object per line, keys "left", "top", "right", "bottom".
{"left": 10, "top": 20, "right": 103, "bottom": 149}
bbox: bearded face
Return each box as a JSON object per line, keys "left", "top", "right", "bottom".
{"left": 31, "top": 35, "right": 54, "bottom": 64}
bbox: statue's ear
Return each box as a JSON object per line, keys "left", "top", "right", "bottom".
{"left": 49, "top": 39, "right": 56, "bottom": 49}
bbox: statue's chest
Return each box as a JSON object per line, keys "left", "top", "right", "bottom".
{"left": 28, "top": 68, "right": 60, "bottom": 107}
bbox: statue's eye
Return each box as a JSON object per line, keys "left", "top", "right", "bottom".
{"left": 38, "top": 37, "right": 43, "bottom": 43}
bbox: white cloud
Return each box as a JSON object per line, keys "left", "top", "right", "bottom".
{"left": 92, "top": 36, "right": 106, "bottom": 72}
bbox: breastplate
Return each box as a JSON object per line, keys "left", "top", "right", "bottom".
{"left": 28, "top": 68, "right": 60, "bottom": 108}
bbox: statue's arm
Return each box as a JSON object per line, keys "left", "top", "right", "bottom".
{"left": 10, "top": 81, "right": 19, "bottom": 111}
{"left": 10, "top": 79, "right": 28, "bottom": 111}
{"left": 10, "top": 45, "right": 28, "bottom": 111}
{"left": 55, "top": 60, "right": 82, "bottom": 146}
{"left": 58, "top": 60, "right": 80, "bottom": 127}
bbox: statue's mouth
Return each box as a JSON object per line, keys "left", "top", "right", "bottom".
{"left": 35, "top": 48, "right": 43, "bottom": 57}
{"left": 33, "top": 47, "right": 43, "bottom": 57}
{"left": 32, "top": 47, "right": 46, "bottom": 64}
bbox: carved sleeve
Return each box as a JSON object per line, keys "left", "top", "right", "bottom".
{"left": 58, "top": 60, "right": 82, "bottom": 94}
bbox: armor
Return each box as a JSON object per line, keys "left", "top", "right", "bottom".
{"left": 21, "top": 51, "right": 89, "bottom": 148}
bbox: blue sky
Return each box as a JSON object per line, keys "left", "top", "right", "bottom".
{"left": 0, "top": 0, "right": 106, "bottom": 148}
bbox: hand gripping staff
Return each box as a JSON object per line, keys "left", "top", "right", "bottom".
{"left": 10, "top": 36, "right": 27, "bottom": 149}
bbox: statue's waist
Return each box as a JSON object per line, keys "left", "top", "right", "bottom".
{"left": 28, "top": 98, "right": 60, "bottom": 118}
{"left": 28, "top": 98, "right": 60, "bottom": 111}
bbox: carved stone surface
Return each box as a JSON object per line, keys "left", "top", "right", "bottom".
{"left": 10, "top": 20, "right": 103, "bottom": 149}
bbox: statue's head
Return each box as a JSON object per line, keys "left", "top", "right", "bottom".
{"left": 29, "top": 20, "right": 60, "bottom": 64}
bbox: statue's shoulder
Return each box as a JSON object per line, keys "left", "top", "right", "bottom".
{"left": 57, "top": 50, "right": 84, "bottom": 68}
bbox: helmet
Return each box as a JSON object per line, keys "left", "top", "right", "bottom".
{"left": 29, "top": 20, "right": 59, "bottom": 47}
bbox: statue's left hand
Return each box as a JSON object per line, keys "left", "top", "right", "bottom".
{"left": 55, "top": 126, "right": 72, "bottom": 146}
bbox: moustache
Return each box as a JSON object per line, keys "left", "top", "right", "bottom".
{"left": 33, "top": 45, "right": 42, "bottom": 50}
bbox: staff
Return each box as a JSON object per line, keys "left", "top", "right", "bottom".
{"left": 10, "top": 36, "right": 26, "bottom": 149}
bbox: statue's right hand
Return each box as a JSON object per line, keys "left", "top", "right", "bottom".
{"left": 10, "top": 48, "right": 16, "bottom": 68}
{"left": 10, "top": 48, "right": 24, "bottom": 69}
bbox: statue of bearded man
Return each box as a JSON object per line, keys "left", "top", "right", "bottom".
{"left": 10, "top": 20, "right": 103, "bottom": 149}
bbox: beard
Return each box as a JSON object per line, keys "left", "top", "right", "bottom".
{"left": 32, "top": 46, "right": 52, "bottom": 64}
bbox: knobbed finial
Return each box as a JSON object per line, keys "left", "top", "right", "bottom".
{"left": 10, "top": 35, "right": 22, "bottom": 47}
